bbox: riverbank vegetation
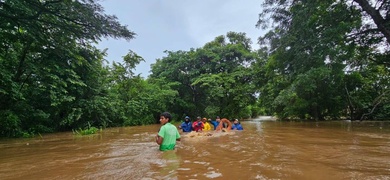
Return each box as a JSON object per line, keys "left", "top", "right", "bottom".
{"left": 0, "top": 0, "right": 389, "bottom": 137}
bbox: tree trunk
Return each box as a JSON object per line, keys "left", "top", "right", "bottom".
{"left": 353, "top": 0, "right": 390, "bottom": 45}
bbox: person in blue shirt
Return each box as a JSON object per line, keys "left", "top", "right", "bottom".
{"left": 178, "top": 116, "right": 192, "bottom": 132}
{"left": 210, "top": 116, "right": 221, "bottom": 130}
{"left": 231, "top": 119, "right": 243, "bottom": 130}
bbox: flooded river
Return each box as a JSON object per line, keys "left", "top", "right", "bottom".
{"left": 1, "top": 120, "right": 390, "bottom": 179}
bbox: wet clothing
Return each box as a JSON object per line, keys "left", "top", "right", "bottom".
{"left": 158, "top": 123, "right": 181, "bottom": 151}
{"left": 210, "top": 120, "right": 219, "bottom": 130}
{"left": 232, "top": 123, "right": 243, "bottom": 130}
{"left": 180, "top": 121, "right": 192, "bottom": 132}
{"left": 203, "top": 122, "right": 212, "bottom": 131}
{"left": 192, "top": 121, "right": 204, "bottom": 132}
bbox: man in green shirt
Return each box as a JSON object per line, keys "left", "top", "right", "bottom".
{"left": 156, "top": 112, "right": 181, "bottom": 151}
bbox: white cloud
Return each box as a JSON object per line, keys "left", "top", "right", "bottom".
{"left": 97, "top": 0, "right": 264, "bottom": 77}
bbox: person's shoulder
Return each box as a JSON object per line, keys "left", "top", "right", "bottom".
{"left": 163, "top": 122, "right": 173, "bottom": 127}
{"left": 169, "top": 123, "right": 179, "bottom": 128}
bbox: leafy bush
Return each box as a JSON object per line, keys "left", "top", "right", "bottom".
{"left": 72, "top": 122, "right": 100, "bottom": 135}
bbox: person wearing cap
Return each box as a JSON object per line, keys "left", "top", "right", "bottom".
{"left": 156, "top": 112, "right": 181, "bottom": 151}
{"left": 231, "top": 119, "right": 243, "bottom": 130}
{"left": 202, "top": 117, "right": 212, "bottom": 131}
{"left": 210, "top": 116, "right": 221, "bottom": 130}
{"left": 178, "top": 116, "right": 192, "bottom": 132}
{"left": 192, "top": 116, "right": 204, "bottom": 132}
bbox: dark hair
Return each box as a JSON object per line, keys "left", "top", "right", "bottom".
{"left": 160, "top": 112, "right": 172, "bottom": 121}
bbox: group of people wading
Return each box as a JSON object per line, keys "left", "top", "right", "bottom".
{"left": 156, "top": 112, "right": 244, "bottom": 151}
{"left": 178, "top": 116, "right": 243, "bottom": 132}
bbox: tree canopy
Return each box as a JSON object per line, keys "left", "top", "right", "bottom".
{"left": 0, "top": 0, "right": 136, "bottom": 136}
{"left": 1, "top": 0, "right": 389, "bottom": 137}
{"left": 150, "top": 32, "right": 258, "bottom": 119}
{"left": 255, "top": 0, "right": 389, "bottom": 120}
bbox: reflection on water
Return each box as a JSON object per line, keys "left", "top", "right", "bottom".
{"left": 1, "top": 121, "right": 390, "bottom": 179}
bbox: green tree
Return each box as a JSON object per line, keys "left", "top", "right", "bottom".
{"left": 0, "top": 0, "right": 135, "bottom": 136}
{"left": 256, "top": 0, "right": 389, "bottom": 120}
{"left": 352, "top": 0, "right": 390, "bottom": 47}
{"left": 151, "top": 32, "right": 258, "bottom": 119}
{"left": 344, "top": 63, "right": 390, "bottom": 120}
{"left": 108, "top": 50, "right": 179, "bottom": 125}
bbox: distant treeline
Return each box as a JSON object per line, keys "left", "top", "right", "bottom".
{"left": 0, "top": 0, "right": 389, "bottom": 137}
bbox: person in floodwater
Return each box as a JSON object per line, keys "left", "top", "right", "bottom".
{"left": 231, "top": 119, "right": 243, "bottom": 130}
{"left": 178, "top": 116, "right": 192, "bottom": 132}
{"left": 202, "top": 117, "right": 212, "bottom": 131}
{"left": 192, "top": 116, "right": 204, "bottom": 132}
{"left": 156, "top": 112, "right": 181, "bottom": 151}
{"left": 210, "top": 116, "right": 221, "bottom": 130}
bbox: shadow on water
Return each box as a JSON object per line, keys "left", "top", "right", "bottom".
{"left": 1, "top": 120, "right": 390, "bottom": 179}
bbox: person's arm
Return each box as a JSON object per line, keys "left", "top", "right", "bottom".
{"left": 176, "top": 129, "right": 181, "bottom": 141}
{"left": 156, "top": 134, "right": 163, "bottom": 145}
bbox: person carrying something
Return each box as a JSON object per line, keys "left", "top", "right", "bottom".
{"left": 231, "top": 119, "right": 243, "bottom": 130}
{"left": 156, "top": 112, "right": 181, "bottom": 151}
{"left": 192, "top": 116, "right": 204, "bottom": 132}
{"left": 178, "top": 116, "right": 192, "bottom": 132}
{"left": 202, "top": 117, "right": 212, "bottom": 131}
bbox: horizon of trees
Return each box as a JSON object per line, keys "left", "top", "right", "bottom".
{"left": 0, "top": 0, "right": 389, "bottom": 137}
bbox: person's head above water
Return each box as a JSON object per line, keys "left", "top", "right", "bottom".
{"left": 160, "top": 112, "right": 172, "bottom": 124}
{"left": 234, "top": 119, "right": 239, "bottom": 124}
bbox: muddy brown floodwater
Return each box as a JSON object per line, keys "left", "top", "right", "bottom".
{"left": 1, "top": 120, "right": 390, "bottom": 180}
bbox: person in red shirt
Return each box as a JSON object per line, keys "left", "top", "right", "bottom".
{"left": 192, "top": 116, "right": 204, "bottom": 132}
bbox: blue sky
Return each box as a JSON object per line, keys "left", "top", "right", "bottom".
{"left": 97, "top": 0, "right": 264, "bottom": 77}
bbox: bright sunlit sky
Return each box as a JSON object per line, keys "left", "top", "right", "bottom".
{"left": 97, "top": 0, "right": 265, "bottom": 77}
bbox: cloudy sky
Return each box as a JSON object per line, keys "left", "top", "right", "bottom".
{"left": 97, "top": 0, "right": 265, "bottom": 77}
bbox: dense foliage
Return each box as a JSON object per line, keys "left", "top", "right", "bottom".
{"left": 0, "top": 0, "right": 389, "bottom": 137}
{"left": 150, "top": 32, "right": 259, "bottom": 119}
{"left": 255, "top": 0, "right": 389, "bottom": 120}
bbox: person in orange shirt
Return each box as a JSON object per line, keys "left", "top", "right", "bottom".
{"left": 192, "top": 116, "right": 204, "bottom": 132}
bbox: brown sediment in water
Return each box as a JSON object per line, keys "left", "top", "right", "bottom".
{"left": 2, "top": 121, "right": 390, "bottom": 179}
{"left": 183, "top": 130, "right": 235, "bottom": 139}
